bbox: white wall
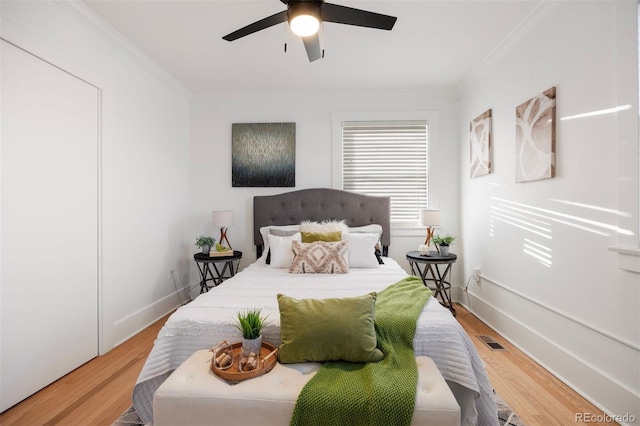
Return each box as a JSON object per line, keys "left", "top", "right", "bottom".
{"left": 5, "top": 1, "right": 637, "bottom": 420}
{"left": 0, "top": 1, "right": 192, "bottom": 353}
{"left": 189, "top": 88, "right": 460, "bottom": 294}
{"left": 458, "top": 1, "right": 639, "bottom": 421}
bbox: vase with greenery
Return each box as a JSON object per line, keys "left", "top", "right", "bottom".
{"left": 235, "top": 308, "right": 270, "bottom": 356}
{"left": 195, "top": 235, "right": 216, "bottom": 254}
{"left": 432, "top": 234, "right": 456, "bottom": 255}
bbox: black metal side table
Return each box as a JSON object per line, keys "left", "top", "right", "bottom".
{"left": 406, "top": 250, "right": 457, "bottom": 316}
{"left": 193, "top": 251, "right": 242, "bottom": 293}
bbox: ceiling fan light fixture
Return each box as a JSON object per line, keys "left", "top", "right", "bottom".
{"left": 223, "top": 0, "right": 397, "bottom": 62}
{"left": 290, "top": 15, "right": 319, "bottom": 36}
{"left": 288, "top": 2, "right": 320, "bottom": 37}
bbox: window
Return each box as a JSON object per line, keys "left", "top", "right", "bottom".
{"left": 335, "top": 119, "right": 429, "bottom": 225}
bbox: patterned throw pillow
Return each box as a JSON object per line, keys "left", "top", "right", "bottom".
{"left": 289, "top": 240, "right": 349, "bottom": 274}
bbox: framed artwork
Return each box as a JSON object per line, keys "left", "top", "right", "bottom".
{"left": 515, "top": 87, "right": 556, "bottom": 183}
{"left": 232, "top": 122, "right": 296, "bottom": 187}
{"left": 470, "top": 109, "right": 492, "bottom": 178}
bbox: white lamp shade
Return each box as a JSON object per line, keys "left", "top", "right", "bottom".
{"left": 419, "top": 209, "right": 442, "bottom": 227}
{"left": 212, "top": 210, "right": 234, "bottom": 227}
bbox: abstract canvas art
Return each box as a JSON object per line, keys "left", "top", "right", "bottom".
{"left": 515, "top": 87, "right": 556, "bottom": 183}
{"left": 470, "top": 109, "right": 492, "bottom": 178}
{"left": 232, "top": 122, "right": 296, "bottom": 187}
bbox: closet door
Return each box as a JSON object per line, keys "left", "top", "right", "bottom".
{"left": 1, "top": 40, "right": 99, "bottom": 411}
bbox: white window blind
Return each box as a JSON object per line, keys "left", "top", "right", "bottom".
{"left": 342, "top": 120, "right": 428, "bottom": 224}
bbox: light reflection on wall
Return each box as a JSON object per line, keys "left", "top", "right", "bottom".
{"left": 560, "top": 104, "right": 631, "bottom": 121}
{"left": 490, "top": 205, "right": 552, "bottom": 239}
{"left": 523, "top": 238, "right": 552, "bottom": 268}
{"left": 489, "top": 200, "right": 552, "bottom": 266}
{"left": 549, "top": 199, "right": 631, "bottom": 218}
{"left": 489, "top": 196, "right": 635, "bottom": 268}
{"left": 491, "top": 197, "right": 633, "bottom": 237}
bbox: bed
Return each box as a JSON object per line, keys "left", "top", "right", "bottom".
{"left": 132, "top": 188, "right": 498, "bottom": 426}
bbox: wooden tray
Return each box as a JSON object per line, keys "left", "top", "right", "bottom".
{"left": 211, "top": 341, "right": 278, "bottom": 382}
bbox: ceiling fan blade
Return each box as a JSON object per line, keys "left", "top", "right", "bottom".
{"left": 321, "top": 3, "right": 397, "bottom": 30}
{"left": 222, "top": 10, "right": 288, "bottom": 41}
{"left": 302, "top": 33, "right": 322, "bottom": 62}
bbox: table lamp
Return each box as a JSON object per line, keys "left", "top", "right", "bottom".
{"left": 419, "top": 209, "right": 442, "bottom": 246}
{"left": 212, "top": 210, "right": 234, "bottom": 250}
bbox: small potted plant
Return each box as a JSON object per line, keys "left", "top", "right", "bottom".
{"left": 195, "top": 235, "right": 216, "bottom": 254}
{"left": 432, "top": 234, "right": 456, "bottom": 256}
{"left": 235, "top": 308, "right": 270, "bottom": 357}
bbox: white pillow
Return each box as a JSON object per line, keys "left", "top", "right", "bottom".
{"left": 259, "top": 225, "right": 301, "bottom": 261}
{"left": 347, "top": 224, "right": 383, "bottom": 252}
{"left": 268, "top": 232, "right": 302, "bottom": 269}
{"left": 347, "top": 224, "right": 383, "bottom": 239}
{"left": 299, "top": 220, "right": 349, "bottom": 233}
{"left": 342, "top": 232, "right": 380, "bottom": 268}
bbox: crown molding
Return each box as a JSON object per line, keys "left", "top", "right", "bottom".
{"left": 191, "top": 86, "right": 457, "bottom": 103}
{"left": 457, "top": 1, "right": 559, "bottom": 95}
{"left": 56, "top": 0, "right": 191, "bottom": 98}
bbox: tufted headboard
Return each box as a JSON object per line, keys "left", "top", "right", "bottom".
{"left": 254, "top": 188, "right": 390, "bottom": 258}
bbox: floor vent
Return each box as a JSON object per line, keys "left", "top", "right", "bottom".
{"left": 477, "top": 335, "right": 507, "bottom": 351}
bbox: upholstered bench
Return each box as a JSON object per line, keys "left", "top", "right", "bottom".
{"left": 153, "top": 349, "right": 460, "bottom": 426}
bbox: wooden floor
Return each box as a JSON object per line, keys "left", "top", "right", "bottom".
{"left": 0, "top": 304, "right": 617, "bottom": 426}
{"left": 454, "top": 304, "right": 617, "bottom": 426}
{"left": 0, "top": 313, "right": 170, "bottom": 426}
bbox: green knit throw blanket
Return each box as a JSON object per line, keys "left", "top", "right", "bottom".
{"left": 290, "top": 276, "right": 432, "bottom": 426}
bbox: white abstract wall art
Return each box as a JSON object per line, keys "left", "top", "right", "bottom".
{"left": 470, "top": 109, "right": 492, "bottom": 178}
{"left": 515, "top": 87, "right": 556, "bottom": 183}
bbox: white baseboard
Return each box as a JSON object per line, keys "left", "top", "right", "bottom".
{"left": 461, "top": 291, "right": 639, "bottom": 425}
{"left": 110, "top": 286, "right": 189, "bottom": 348}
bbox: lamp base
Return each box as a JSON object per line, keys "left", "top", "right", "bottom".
{"left": 219, "top": 227, "right": 232, "bottom": 250}
{"left": 424, "top": 227, "right": 435, "bottom": 246}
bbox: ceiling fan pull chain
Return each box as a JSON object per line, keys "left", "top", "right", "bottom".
{"left": 284, "top": 21, "right": 288, "bottom": 53}
{"left": 320, "top": 23, "right": 325, "bottom": 58}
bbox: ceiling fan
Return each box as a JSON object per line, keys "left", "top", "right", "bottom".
{"left": 222, "top": 0, "right": 397, "bottom": 62}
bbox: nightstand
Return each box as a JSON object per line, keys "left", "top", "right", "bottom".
{"left": 193, "top": 251, "right": 242, "bottom": 293}
{"left": 406, "top": 250, "right": 457, "bottom": 316}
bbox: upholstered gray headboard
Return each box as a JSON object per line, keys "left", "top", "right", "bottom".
{"left": 254, "top": 188, "right": 390, "bottom": 257}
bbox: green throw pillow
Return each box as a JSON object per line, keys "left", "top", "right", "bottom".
{"left": 277, "top": 292, "right": 384, "bottom": 363}
{"left": 300, "top": 231, "right": 342, "bottom": 243}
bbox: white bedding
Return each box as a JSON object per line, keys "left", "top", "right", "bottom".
{"left": 132, "top": 258, "right": 498, "bottom": 426}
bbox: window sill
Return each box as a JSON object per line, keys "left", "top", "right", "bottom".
{"left": 391, "top": 226, "right": 426, "bottom": 237}
{"left": 608, "top": 246, "right": 640, "bottom": 273}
